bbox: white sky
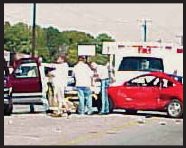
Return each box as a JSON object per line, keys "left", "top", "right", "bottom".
{"left": 4, "top": 3, "right": 183, "bottom": 44}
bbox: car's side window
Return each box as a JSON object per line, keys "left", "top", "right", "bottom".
{"left": 131, "top": 76, "right": 145, "bottom": 85}
{"left": 14, "top": 63, "right": 39, "bottom": 78}
{"left": 161, "top": 78, "right": 175, "bottom": 88}
{"left": 151, "top": 78, "right": 159, "bottom": 86}
{"left": 130, "top": 75, "right": 157, "bottom": 87}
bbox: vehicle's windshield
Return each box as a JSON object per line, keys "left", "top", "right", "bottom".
{"left": 118, "top": 57, "right": 164, "bottom": 72}
{"left": 15, "top": 63, "right": 39, "bottom": 78}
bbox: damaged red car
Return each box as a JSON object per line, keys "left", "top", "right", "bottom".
{"left": 107, "top": 72, "right": 183, "bottom": 118}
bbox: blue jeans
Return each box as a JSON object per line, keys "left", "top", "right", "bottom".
{"left": 100, "top": 78, "right": 110, "bottom": 113}
{"left": 77, "top": 87, "right": 92, "bottom": 114}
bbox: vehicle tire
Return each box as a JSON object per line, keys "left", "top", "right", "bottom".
{"left": 108, "top": 96, "right": 114, "bottom": 113}
{"left": 46, "top": 109, "right": 53, "bottom": 114}
{"left": 30, "top": 104, "right": 35, "bottom": 113}
{"left": 96, "top": 95, "right": 102, "bottom": 113}
{"left": 4, "top": 104, "right": 13, "bottom": 116}
{"left": 167, "top": 99, "right": 183, "bottom": 118}
{"left": 125, "top": 110, "right": 137, "bottom": 114}
{"left": 92, "top": 93, "right": 102, "bottom": 113}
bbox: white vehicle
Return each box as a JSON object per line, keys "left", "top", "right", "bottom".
{"left": 4, "top": 50, "right": 10, "bottom": 66}
{"left": 102, "top": 41, "right": 183, "bottom": 86}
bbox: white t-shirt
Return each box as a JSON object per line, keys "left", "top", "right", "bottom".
{"left": 74, "top": 61, "right": 93, "bottom": 87}
{"left": 97, "top": 65, "right": 109, "bottom": 80}
{"left": 51, "top": 62, "right": 69, "bottom": 87}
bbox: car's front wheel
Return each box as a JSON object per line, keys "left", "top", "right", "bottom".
{"left": 167, "top": 99, "right": 183, "bottom": 118}
{"left": 30, "top": 104, "right": 35, "bottom": 113}
{"left": 4, "top": 104, "right": 13, "bottom": 116}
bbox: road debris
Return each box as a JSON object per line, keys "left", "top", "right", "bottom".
{"left": 159, "top": 121, "right": 167, "bottom": 125}
{"left": 54, "top": 127, "right": 62, "bottom": 133}
{"left": 175, "top": 119, "right": 182, "bottom": 124}
{"left": 137, "top": 118, "right": 146, "bottom": 124}
{"left": 145, "top": 115, "right": 152, "bottom": 118}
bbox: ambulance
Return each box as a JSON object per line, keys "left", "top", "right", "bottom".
{"left": 102, "top": 41, "right": 183, "bottom": 86}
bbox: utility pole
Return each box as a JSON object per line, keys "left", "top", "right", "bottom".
{"left": 176, "top": 35, "right": 183, "bottom": 46}
{"left": 32, "top": 3, "right": 36, "bottom": 57}
{"left": 138, "top": 19, "right": 152, "bottom": 42}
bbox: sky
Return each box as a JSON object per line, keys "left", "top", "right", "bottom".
{"left": 4, "top": 3, "right": 183, "bottom": 44}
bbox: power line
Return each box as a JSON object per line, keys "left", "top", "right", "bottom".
{"left": 176, "top": 35, "right": 183, "bottom": 46}
{"left": 32, "top": 3, "right": 36, "bottom": 57}
{"left": 137, "top": 19, "right": 152, "bottom": 42}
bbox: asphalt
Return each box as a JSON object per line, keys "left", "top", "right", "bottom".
{"left": 4, "top": 105, "right": 183, "bottom": 145}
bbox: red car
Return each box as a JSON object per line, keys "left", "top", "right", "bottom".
{"left": 107, "top": 72, "right": 183, "bottom": 118}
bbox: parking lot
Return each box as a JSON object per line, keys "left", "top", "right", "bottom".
{"left": 4, "top": 105, "right": 183, "bottom": 145}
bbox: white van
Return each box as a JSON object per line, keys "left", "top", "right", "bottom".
{"left": 102, "top": 42, "right": 183, "bottom": 86}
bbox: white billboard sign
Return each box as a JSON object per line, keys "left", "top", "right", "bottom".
{"left": 78, "top": 45, "right": 96, "bottom": 56}
{"left": 102, "top": 42, "right": 117, "bottom": 55}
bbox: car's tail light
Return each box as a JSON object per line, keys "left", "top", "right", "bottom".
{"left": 4, "top": 78, "right": 7, "bottom": 87}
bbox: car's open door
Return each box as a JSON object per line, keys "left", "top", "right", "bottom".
{"left": 10, "top": 58, "right": 43, "bottom": 104}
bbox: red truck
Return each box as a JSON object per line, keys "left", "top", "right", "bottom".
{"left": 7, "top": 57, "right": 49, "bottom": 113}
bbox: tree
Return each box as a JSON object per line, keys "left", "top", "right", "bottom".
{"left": 59, "top": 31, "right": 95, "bottom": 65}
{"left": 44, "top": 27, "right": 61, "bottom": 61}
{"left": 4, "top": 22, "right": 31, "bottom": 53}
{"left": 91, "top": 33, "right": 115, "bottom": 65}
{"left": 35, "top": 26, "right": 49, "bottom": 62}
{"left": 4, "top": 22, "right": 116, "bottom": 64}
{"left": 95, "top": 33, "right": 115, "bottom": 54}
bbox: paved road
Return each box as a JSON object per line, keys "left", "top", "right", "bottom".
{"left": 4, "top": 105, "right": 183, "bottom": 145}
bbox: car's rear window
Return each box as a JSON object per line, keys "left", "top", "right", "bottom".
{"left": 118, "top": 57, "right": 164, "bottom": 72}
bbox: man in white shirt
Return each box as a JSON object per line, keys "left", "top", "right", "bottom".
{"left": 50, "top": 55, "right": 71, "bottom": 116}
{"left": 73, "top": 56, "right": 94, "bottom": 115}
{"left": 91, "top": 62, "right": 110, "bottom": 115}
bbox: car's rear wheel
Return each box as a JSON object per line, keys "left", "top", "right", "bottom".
{"left": 167, "top": 99, "right": 183, "bottom": 118}
{"left": 4, "top": 104, "right": 13, "bottom": 116}
{"left": 108, "top": 96, "right": 114, "bottom": 113}
{"left": 96, "top": 99, "right": 102, "bottom": 113}
{"left": 30, "top": 104, "right": 35, "bottom": 113}
{"left": 92, "top": 93, "right": 102, "bottom": 113}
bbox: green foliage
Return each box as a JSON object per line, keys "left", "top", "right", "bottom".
{"left": 90, "top": 53, "right": 109, "bottom": 65}
{"left": 4, "top": 21, "right": 115, "bottom": 64}
{"left": 4, "top": 22, "right": 31, "bottom": 53}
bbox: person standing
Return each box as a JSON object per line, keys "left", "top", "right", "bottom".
{"left": 73, "top": 56, "right": 94, "bottom": 115}
{"left": 50, "top": 54, "right": 71, "bottom": 116}
{"left": 91, "top": 62, "right": 110, "bottom": 115}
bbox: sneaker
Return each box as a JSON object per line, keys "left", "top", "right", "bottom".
{"left": 67, "top": 110, "right": 72, "bottom": 116}
{"left": 98, "top": 112, "right": 106, "bottom": 115}
{"left": 87, "top": 111, "right": 94, "bottom": 115}
{"left": 46, "top": 109, "right": 53, "bottom": 114}
{"left": 78, "top": 112, "right": 85, "bottom": 115}
{"left": 77, "top": 113, "right": 85, "bottom": 118}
